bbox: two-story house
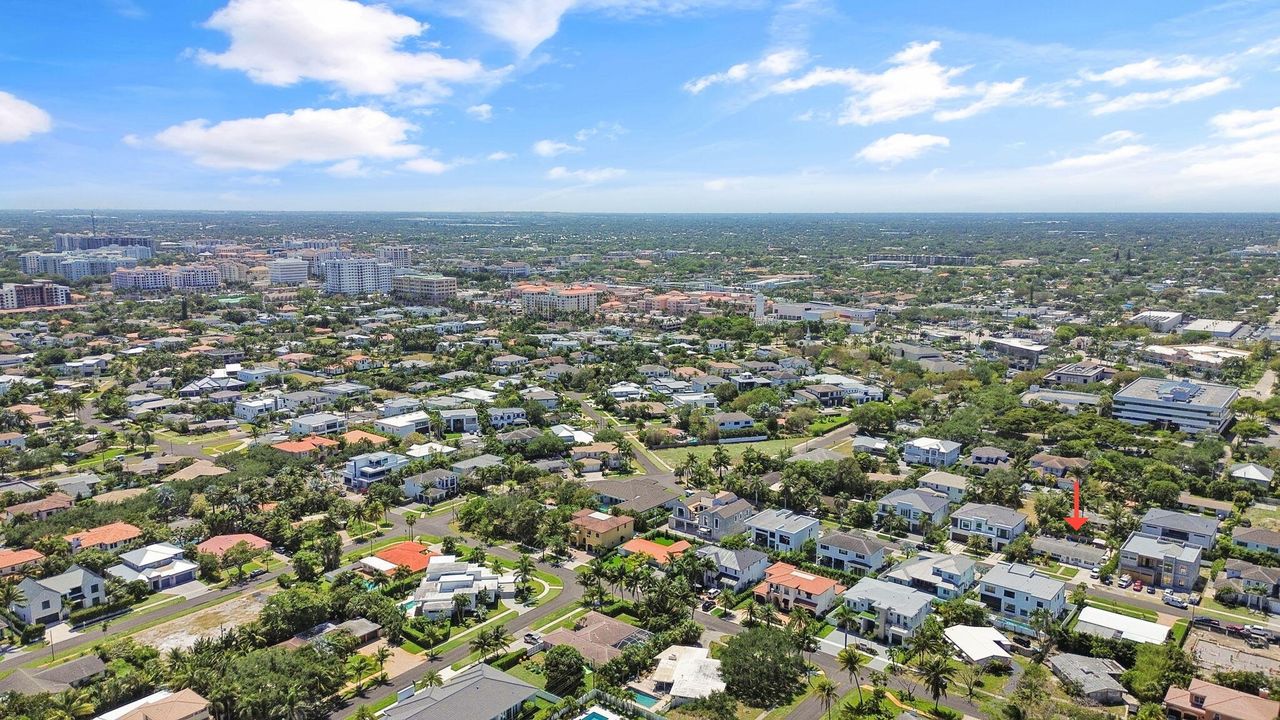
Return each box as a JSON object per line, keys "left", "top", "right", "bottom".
{"left": 343, "top": 451, "right": 411, "bottom": 492}
{"left": 875, "top": 488, "right": 950, "bottom": 533}
{"left": 1118, "top": 531, "right": 1202, "bottom": 592}
{"left": 883, "top": 552, "right": 977, "bottom": 599}
{"left": 1217, "top": 559, "right": 1280, "bottom": 613}
{"left": 696, "top": 545, "right": 770, "bottom": 592}
{"left": 1164, "top": 679, "right": 1280, "bottom": 720}
{"left": 11, "top": 565, "right": 108, "bottom": 625}
{"left": 967, "top": 446, "right": 1010, "bottom": 473}
{"left": 746, "top": 509, "right": 820, "bottom": 552}
{"left": 108, "top": 543, "right": 198, "bottom": 591}
{"left": 794, "top": 384, "right": 845, "bottom": 408}
{"left": 486, "top": 407, "right": 528, "bottom": 429}
{"left": 290, "top": 411, "right": 347, "bottom": 436}
{"left": 917, "top": 470, "right": 968, "bottom": 503}
{"left": 1139, "top": 508, "right": 1219, "bottom": 550}
{"left": 568, "top": 509, "right": 634, "bottom": 554}
{"left": 1233, "top": 526, "right": 1280, "bottom": 555}
{"left": 402, "top": 469, "right": 459, "bottom": 504}
{"left": 839, "top": 577, "right": 934, "bottom": 646}
{"left": 978, "top": 562, "right": 1067, "bottom": 622}
{"left": 949, "top": 503, "right": 1029, "bottom": 551}
{"left": 753, "top": 562, "right": 844, "bottom": 616}
{"left": 668, "top": 490, "right": 755, "bottom": 542}
{"left": 439, "top": 408, "right": 480, "bottom": 434}
{"left": 816, "top": 532, "right": 892, "bottom": 575}
{"left": 903, "top": 437, "right": 962, "bottom": 467}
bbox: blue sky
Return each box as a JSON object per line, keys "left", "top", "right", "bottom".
{"left": 2, "top": 0, "right": 1280, "bottom": 211}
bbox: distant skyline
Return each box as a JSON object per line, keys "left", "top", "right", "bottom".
{"left": 2, "top": 0, "right": 1280, "bottom": 212}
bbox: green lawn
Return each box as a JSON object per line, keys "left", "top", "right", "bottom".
{"left": 654, "top": 437, "right": 812, "bottom": 466}
{"left": 1085, "top": 597, "right": 1158, "bottom": 622}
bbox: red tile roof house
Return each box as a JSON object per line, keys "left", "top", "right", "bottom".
{"left": 4, "top": 491, "right": 74, "bottom": 521}
{"left": 65, "top": 521, "right": 142, "bottom": 553}
{"left": 1165, "top": 679, "right": 1280, "bottom": 720}
{"left": 363, "top": 541, "right": 439, "bottom": 575}
{"left": 196, "top": 533, "right": 270, "bottom": 558}
{"left": 0, "top": 547, "right": 44, "bottom": 577}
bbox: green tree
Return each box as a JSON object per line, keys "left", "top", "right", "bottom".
{"left": 719, "top": 627, "right": 806, "bottom": 707}
{"left": 918, "top": 654, "right": 956, "bottom": 711}
{"left": 543, "top": 644, "right": 586, "bottom": 696}
{"left": 836, "top": 646, "right": 867, "bottom": 704}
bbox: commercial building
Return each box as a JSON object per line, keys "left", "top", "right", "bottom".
{"left": 1130, "top": 310, "right": 1183, "bottom": 333}
{"left": 1112, "top": 377, "right": 1237, "bottom": 434}
{"left": 988, "top": 337, "right": 1048, "bottom": 370}
{"left": 322, "top": 258, "right": 394, "bottom": 295}
{"left": 393, "top": 273, "right": 458, "bottom": 304}
{"left": 0, "top": 280, "right": 71, "bottom": 309}
{"left": 54, "top": 233, "right": 154, "bottom": 252}
{"left": 266, "top": 258, "right": 310, "bottom": 285}
{"left": 1183, "top": 318, "right": 1243, "bottom": 338}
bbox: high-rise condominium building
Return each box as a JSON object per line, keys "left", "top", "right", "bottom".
{"left": 322, "top": 258, "right": 394, "bottom": 295}
{"left": 392, "top": 273, "right": 457, "bottom": 304}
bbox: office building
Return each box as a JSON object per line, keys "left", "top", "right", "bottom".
{"left": 267, "top": 258, "right": 310, "bottom": 285}
{"left": 323, "top": 258, "right": 394, "bottom": 295}
{"left": 393, "top": 273, "right": 458, "bottom": 304}
{"left": 1113, "top": 377, "right": 1237, "bottom": 433}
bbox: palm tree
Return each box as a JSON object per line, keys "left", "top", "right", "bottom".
{"left": 710, "top": 445, "right": 732, "bottom": 480}
{"left": 374, "top": 644, "right": 393, "bottom": 671}
{"left": 515, "top": 552, "right": 535, "bottom": 592}
{"left": 452, "top": 593, "right": 471, "bottom": 624}
{"left": 832, "top": 603, "right": 858, "bottom": 647}
{"left": 836, "top": 646, "right": 868, "bottom": 704}
{"left": 814, "top": 677, "right": 839, "bottom": 720}
{"left": 918, "top": 654, "right": 956, "bottom": 711}
{"left": 417, "top": 669, "right": 443, "bottom": 689}
{"left": 0, "top": 579, "right": 25, "bottom": 608}
{"left": 404, "top": 510, "right": 419, "bottom": 542}
{"left": 50, "top": 687, "right": 96, "bottom": 719}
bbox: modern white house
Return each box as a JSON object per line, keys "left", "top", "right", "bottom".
{"left": 875, "top": 488, "right": 950, "bottom": 533}
{"left": 374, "top": 410, "right": 434, "bottom": 438}
{"left": 978, "top": 563, "right": 1067, "bottom": 624}
{"left": 486, "top": 407, "right": 528, "bottom": 429}
{"left": 745, "top": 509, "right": 820, "bottom": 552}
{"left": 438, "top": 408, "right": 479, "bottom": 434}
{"left": 402, "top": 469, "right": 459, "bottom": 504}
{"left": 903, "top": 437, "right": 962, "bottom": 467}
{"left": 343, "top": 451, "right": 411, "bottom": 491}
{"left": 234, "top": 396, "right": 279, "bottom": 421}
{"left": 949, "top": 503, "right": 1029, "bottom": 550}
{"left": 883, "top": 552, "right": 976, "bottom": 599}
{"left": 838, "top": 577, "right": 934, "bottom": 646}
{"left": 290, "top": 412, "right": 347, "bottom": 436}
{"left": 11, "top": 565, "right": 108, "bottom": 624}
{"left": 108, "top": 543, "right": 198, "bottom": 591}
{"left": 406, "top": 555, "right": 516, "bottom": 619}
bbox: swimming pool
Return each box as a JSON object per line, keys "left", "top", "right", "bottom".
{"left": 632, "top": 690, "right": 660, "bottom": 708}
{"left": 581, "top": 713, "right": 610, "bottom": 720}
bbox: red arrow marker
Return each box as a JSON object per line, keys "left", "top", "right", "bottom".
{"left": 1064, "top": 479, "right": 1088, "bottom": 531}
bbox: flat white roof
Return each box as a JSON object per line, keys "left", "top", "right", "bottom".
{"left": 1075, "top": 605, "right": 1170, "bottom": 645}
{"left": 944, "top": 625, "right": 1012, "bottom": 664}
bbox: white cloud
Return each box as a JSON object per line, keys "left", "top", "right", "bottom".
{"left": 1090, "top": 76, "right": 1236, "bottom": 114}
{"left": 1098, "top": 130, "right": 1141, "bottom": 145}
{"left": 487, "top": 151, "right": 515, "bottom": 161}
{"left": 1046, "top": 144, "right": 1150, "bottom": 169}
{"left": 440, "top": 0, "right": 745, "bottom": 57}
{"left": 196, "top": 0, "right": 499, "bottom": 103}
{"left": 326, "top": 159, "right": 371, "bottom": 178}
{"left": 153, "top": 106, "right": 420, "bottom": 170}
{"left": 0, "top": 91, "right": 52, "bottom": 143}
{"left": 684, "top": 49, "right": 807, "bottom": 94}
{"left": 767, "top": 41, "right": 1024, "bottom": 125}
{"left": 574, "top": 121, "right": 626, "bottom": 142}
{"left": 855, "top": 133, "right": 949, "bottom": 166}
{"left": 1081, "top": 57, "right": 1221, "bottom": 86}
{"left": 400, "top": 157, "right": 453, "bottom": 174}
{"left": 532, "top": 139, "right": 581, "bottom": 157}
{"left": 703, "top": 177, "right": 744, "bottom": 191}
{"left": 1181, "top": 133, "right": 1280, "bottom": 185}
{"left": 467, "top": 104, "right": 494, "bottom": 121}
{"left": 1210, "top": 106, "right": 1280, "bottom": 138}
{"left": 547, "top": 166, "right": 626, "bottom": 182}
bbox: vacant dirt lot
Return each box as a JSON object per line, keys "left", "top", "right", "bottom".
{"left": 130, "top": 589, "right": 276, "bottom": 653}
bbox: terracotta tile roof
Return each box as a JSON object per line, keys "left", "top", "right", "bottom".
{"left": 5, "top": 491, "right": 73, "bottom": 516}
{"left": 342, "top": 430, "right": 389, "bottom": 445}
{"left": 619, "top": 537, "right": 691, "bottom": 566}
{"left": 756, "top": 562, "right": 844, "bottom": 596}
{"left": 570, "top": 508, "right": 634, "bottom": 534}
{"left": 0, "top": 547, "right": 44, "bottom": 571}
{"left": 374, "top": 541, "right": 438, "bottom": 574}
{"left": 196, "top": 533, "right": 270, "bottom": 557}
{"left": 65, "top": 521, "right": 141, "bottom": 550}
{"left": 1165, "top": 679, "right": 1280, "bottom": 720}
{"left": 271, "top": 435, "right": 340, "bottom": 454}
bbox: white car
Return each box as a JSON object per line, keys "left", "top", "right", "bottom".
{"left": 1162, "top": 593, "right": 1187, "bottom": 609}
{"left": 1089, "top": 566, "right": 1100, "bottom": 579}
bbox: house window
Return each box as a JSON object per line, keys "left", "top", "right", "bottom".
{"left": 41, "top": 600, "right": 50, "bottom": 610}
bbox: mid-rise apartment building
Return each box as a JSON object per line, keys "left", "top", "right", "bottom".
{"left": 323, "top": 258, "right": 394, "bottom": 295}
{"left": 393, "top": 273, "right": 458, "bottom": 304}
{"left": 267, "top": 258, "right": 310, "bottom": 285}
{"left": 0, "top": 280, "right": 71, "bottom": 309}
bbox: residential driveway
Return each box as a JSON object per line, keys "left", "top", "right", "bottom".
{"left": 169, "top": 579, "right": 212, "bottom": 601}
{"left": 46, "top": 623, "right": 81, "bottom": 645}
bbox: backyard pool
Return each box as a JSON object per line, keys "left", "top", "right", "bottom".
{"left": 632, "top": 690, "right": 661, "bottom": 708}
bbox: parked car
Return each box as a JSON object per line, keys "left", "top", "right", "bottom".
{"left": 1245, "top": 625, "right": 1273, "bottom": 640}
{"left": 1163, "top": 593, "right": 1187, "bottom": 609}
{"left": 1118, "top": 575, "right": 1132, "bottom": 589}
{"left": 706, "top": 588, "right": 721, "bottom": 599}
{"left": 1089, "top": 566, "right": 1100, "bottom": 579}
{"left": 523, "top": 632, "right": 543, "bottom": 646}
{"left": 701, "top": 599, "right": 716, "bottom": 611}
{"left": 1226, "top": 623, "right": 1246, "bottom": 635}
{"left": 1100, "top": 574, "right": 1113, "bottom": 585}
{"left": 1188, "top": 593, "right": 1201, "bottom": 606}
{"left": 1146, "top": 584, "right": 1156, "bottom": 594}
{"left": 1191, "top": 616, "right": 1220, "bottom": 627}
{"left": 1132, "top": 580, "right": 1144, "bottom": 592}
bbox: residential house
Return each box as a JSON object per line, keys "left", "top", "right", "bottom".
{"left": 1233, "top": 526, "right": 1280, "bottom": 555}
{"left": 618, "top": 537, "right": 691, "bottom": 567}
{"left": 746, "top": 509, "right": 820, "bottom": 552}
{"left": 289, "top": 411, "right": 347, "bottom": 436}
{"left": 917, "top": 470, "right": 968, "bottom": 503}
{"left": 489, "top": 354, "right": 529, "bottom": 374}
{"left": 838, "top": 577, "right": 934, "bottom": 646}
{"left": 1217, "top": 559, "right": 1280, "bottom": 613}
{"left": 403, "top": 469, "right": 459, "bottom": 504}
{"left": 695, "top": 545, "right": 770, "bottom": 592}
{"left": 949, "top": 503, "right": 1029, "bottom": 550}
{"left": 1029, "top": 453, "right": 1091, "bottom": 487}
{"left": 875, "top": 488, "right": 950, "bottom": 533}
{"left": 0, "top": 547, "right": 43, "bottom": 577}
{"left": 486, "top": 407, "right": 528, "bottom": 429}
{"left": 816, "top": 532, "right": 892, "bottom": 575}
{"left": 903, "top": 437, "right": 962, "bottom": 467}
{"left": 4, "top": 491, "right": 74, "bottom": 521}
{"left": 668, "top": 490, "right": 755, "bottom": 542}
{"left": 883, "top": 552, "right": 976, "bottom": 599}
{"left": 65, "top": 521, "right": 141, "bottom": 553}
{"left": 108, "top": 543, "right": 198, "bottom": 591}
{"left": 0, "top": 655, "right": 106, "bottom": 696}
{"left": 1118, "top": 532, "right": 1203, "bottom": 592}
{"left": 450, "top": 453, "right": 504, "bottom": 477}
{"left": 1164, "top": 680, "right": 1280, "bottom": 720}
{"left": 382, "top": 665, "right": 537, "bottom": 720}
{"left": 374, "top": 410, "right": 434, "bottom": 438}
{"left": 439, "top": 408, "right": 479, "bottom": 434}
{"left": 542, "top": 611, "right": 650, "bottom": 666}
{"left": 978, "top": 563, "right": 1067, "bottom": 622}
{"left": 1229, "top": 462, "right": 1275, "bottom": 492}
{"left": 342, "top": 451, "right": 410, "bottom": 491}
{"left": 1048, "top": 654, "right": 1127, "bottom": 705}
{"left": 568, "top": 509, "right": 635, "bottom": 553}
{"left": 795, "top": 384, "right": 846, "bottom": 408}
{"left": 96, "top": 688, "right": 211, "bottom": 720}
{"left": 1139, "top": 508, "right": 1219, "bottom": 550}
{"left": 407, "top": 554, "right": 515, "bottom": 619}
{"left": 753, "top": 562, "right": 844, "bottom": 616}
{"left": 967, "top": 446, "right": 1010, "bottom": 472}
{"left": 234, "top": 397, "right": 279, "bottom": 421}
{"left": 712, "top": 411, "right": 756, "bottom": 433}
{"left": 11, "top": 565, "right": 108, "bottom": 624}
{"left": 1031, "top": 536, "right": 1108, "bottom": 569}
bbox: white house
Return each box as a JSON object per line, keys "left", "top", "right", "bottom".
{"left": 374, "top": 410, "right": 434, "bottom": 439}
{"left": 234, "top": 397, "right": 279, "bottom": 421}
{"left": 978, "top": 563, "right": 1066, "bottom": 623}
{"left": 949, "top": 503, "right": 1029, "bottom": 550}
{"left": 108, "top": 543, "right": 198, "bottom": 591}
{"left": 290, "top": 412, "right": 347, "bottom": 436}
{"left": 903, "top": 437, "right": 962, "bottom": 467}
{"left": 746, "top": 509, "right": 820, "bottom": 552}
{"left": 343, "top": 451, "right": 411, "bottom": 491}
{"left": 11, "top": 565, "right": 108, "bottom": 624}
